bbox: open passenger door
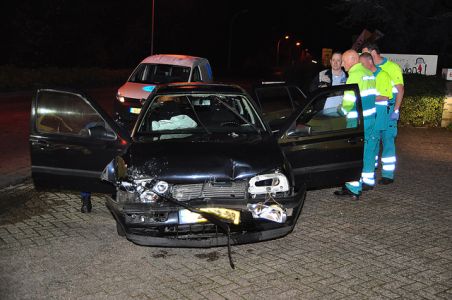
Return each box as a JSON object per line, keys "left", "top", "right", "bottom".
{"left": 275, "top": 84, "right": 365, "bottom": 189}
{"left": 29, "top": 89, "right": 130, "bottom": 193}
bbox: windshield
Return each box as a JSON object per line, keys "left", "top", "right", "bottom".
{"left": 128, "top": 63, "right": 191, "bottom": 84}
{"left": 136, "top": 94, "right": 265, "bottom": 137}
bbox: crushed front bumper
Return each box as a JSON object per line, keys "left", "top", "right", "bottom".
{"left": 106, "top": 188, "right": 306, "bottom": 247}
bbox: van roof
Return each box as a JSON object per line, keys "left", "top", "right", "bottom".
{"left": 140, "top": 54, "right": 208, "bottom": 67}
{"left": 155, "top": 82, "right": 245, "bottom": 95}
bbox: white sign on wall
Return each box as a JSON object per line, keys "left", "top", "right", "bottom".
{"left": 442, "top": 68, "right": 452, "bottom": 81}
{"left": 381, "top": 54, "right": 438, "bottom": 76}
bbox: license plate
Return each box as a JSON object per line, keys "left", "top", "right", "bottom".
{"left": 179, "top": 208, "right": 240, "bottom": 225}
{"left": 129, "top": 107, "right": 141, "bottom": 114}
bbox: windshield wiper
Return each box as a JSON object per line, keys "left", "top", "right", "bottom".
{"left": 158, "top": 194, "right": 235, "bottom": 269}
{"left": 212, "top": 96, "right": 260, "bottom": 134}
{"left": 185, "top": 96, "right": 211, "bottom": 135}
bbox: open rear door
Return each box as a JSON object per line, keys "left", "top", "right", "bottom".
{"left": 29, "top": 89, "right": 130, "bottom": 193}
{"left": 277, "top": 84, "right": 364, "bottom": 189}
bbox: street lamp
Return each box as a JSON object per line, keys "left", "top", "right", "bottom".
{"left": 276, "top": 35, "right": 290, "bottom": 67}
{"left": 150, "top": 0, "right": 155, "bottom": 55}
{"left": 294, "top": 41, "right": 302, "bottom": 64}
{"left": 227, "top": 9, "right": 248, "bottom": 70}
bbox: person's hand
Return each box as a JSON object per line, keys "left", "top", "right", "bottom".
{"left": 390, "top": 109, "right": 400, "bottom": 121}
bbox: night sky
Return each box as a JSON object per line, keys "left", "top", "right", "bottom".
{"left": 2, "top": 0, "right": 451, "bottom": 71}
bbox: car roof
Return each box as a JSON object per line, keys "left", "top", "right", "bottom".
{"left": 140, "top": 54, "right": 208, "bottom": 67}
{"left": 153, "top": 83, "right": 247, "bottom": 95}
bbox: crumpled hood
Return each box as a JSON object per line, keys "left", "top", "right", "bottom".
{"left": 125, "top": 135, "right": 285, "bottom": 183}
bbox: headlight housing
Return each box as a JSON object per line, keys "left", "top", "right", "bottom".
{"left": 153, "top": 181, "right": 169, "bottom": 194}
{"left": 116, "top": 179, "right": 169, "bottom": 204}
{"left": 248, "top": 172, "right": 290, "bottom": 197}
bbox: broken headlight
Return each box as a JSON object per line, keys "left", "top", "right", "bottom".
{"left": 139, "top": 190, "right": 159, "bottom": 203}
{"left": 248, "top": 172, "right": 290, "bottom": 198}
{"left": 116, "top": 179, "right": 170, "bottom": 204}
{"left": 247, "top": 172, "right": 290, "bottom": 222}
{"left": 153, "top": 181, "right": 169, "bottom": 194}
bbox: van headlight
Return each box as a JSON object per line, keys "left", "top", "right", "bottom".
{"left": 248, "top": 172, "right": 289, "bottom": 196}
{"left": 116, "top": 93, "right": 125, "bottom": 103}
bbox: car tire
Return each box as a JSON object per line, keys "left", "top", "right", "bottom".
{"left": 116, "top": 221, "right": 126, "bottom": 237}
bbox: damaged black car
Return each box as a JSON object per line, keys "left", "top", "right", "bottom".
{"left": 30, "top": 83, "right": 364, "bottom": 249}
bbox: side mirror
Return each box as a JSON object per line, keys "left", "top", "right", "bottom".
{"left": 88, "top": 125, "right": 116, "bottom": 140}
{"left": 287, "top": 124, "right": 312, "bottom": 137}
{"left": 101, "top": 156, "right": 127, "bottom": 184}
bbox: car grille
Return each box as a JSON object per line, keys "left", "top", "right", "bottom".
{"left": 171, "top": 181, "right": 248, "bottom": 201}
{"left": 129, "top": 224, "right": 239, "bottom": 240}
{"left": 166, "top": 224, "right": 222, "bottom": 239}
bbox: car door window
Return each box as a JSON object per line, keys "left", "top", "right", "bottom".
{"left": 290, "top": 89, "right": 359, "bottom": 135}
{"left": 191, "top": 67, "right": 201, "bottom": 82}
{"left": 288, "top": 86, "right": 308, "bottom": 109}
{"left": 35, "top": 91, "right": 116, "bottom": 139}
{"left": 254, "top": 86, "right": 295, "bottom": 122}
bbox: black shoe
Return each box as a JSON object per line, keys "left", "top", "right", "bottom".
{"left": 362, "top": 183, "right": 374, "bottom": 191}
{"left": 378, "top": 177, "right": 394, "bottom": 185}
{"left": 334, "top": 186, "right": 360, "bottom": 200}
{"left": 81, "top": 196, "right": 92, "bottom": 213}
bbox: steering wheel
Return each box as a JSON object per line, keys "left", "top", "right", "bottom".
{"left": 220, "top": 121, "right": 241, "bottom": 127}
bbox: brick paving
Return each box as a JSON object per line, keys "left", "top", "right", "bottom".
{"left": 0, "top": 127, "right": 451, "bottom": 299}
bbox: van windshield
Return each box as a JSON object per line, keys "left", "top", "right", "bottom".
{"left": 128, "top": 63, "right": 191, "bottom": 84}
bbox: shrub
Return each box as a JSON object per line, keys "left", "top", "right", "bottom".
{"left": 400, "top": 74, "right": 446, "bottom": 127}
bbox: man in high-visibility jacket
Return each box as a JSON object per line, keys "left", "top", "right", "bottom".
{"left": 362, "top": 43, "right": 404, "bottom": 184}
{"left": 359, "top": 52, "right": 393, "bottom": 190}
{"left": 334, "top": 50, "right": 377, "bottom": 200}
